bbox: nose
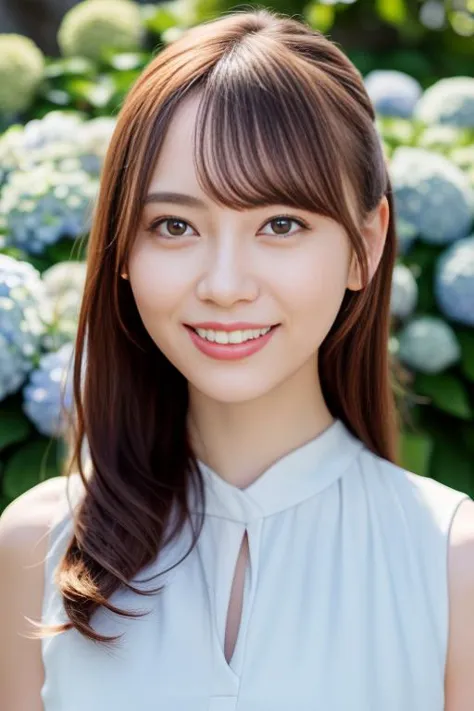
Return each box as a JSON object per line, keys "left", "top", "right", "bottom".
{"left": 196, "top": 237, "right": 259, "bottom": 306}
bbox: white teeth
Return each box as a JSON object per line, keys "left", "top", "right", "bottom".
{"left": 194, "top": 327, "right": 272, "bottom": 344}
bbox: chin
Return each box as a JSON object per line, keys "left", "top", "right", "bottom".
{"left": 188, "top": 374, "right": 279, "bottom": 404}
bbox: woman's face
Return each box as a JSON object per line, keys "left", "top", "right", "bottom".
{"left": 127, "top": 94, "right": 381, "bottom": 405}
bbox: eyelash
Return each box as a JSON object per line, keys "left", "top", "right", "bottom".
{"left": 145, "top": 214, "right": 310, "bottom": 240}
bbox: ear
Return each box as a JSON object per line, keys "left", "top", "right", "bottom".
{"left": 347, "top": 195, "right": 390, "bottom": 291}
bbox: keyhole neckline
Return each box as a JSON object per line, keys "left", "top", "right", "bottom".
{"left": 189, "top": 418, "right": 365, "bottom": 523}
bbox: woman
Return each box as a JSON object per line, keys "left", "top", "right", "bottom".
{"left": 1, "top": 8, "right": 474, "bottom": 710}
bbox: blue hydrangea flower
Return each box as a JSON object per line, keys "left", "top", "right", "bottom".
{"left": 76, "top": 116, "right": 116, "bottom": 175}
{"left": 22, "top": 341, "right": 75, "bottom": 437}
{"left": 41, "top": 260, "right": 87, "bottom": 351}
{"left": 0, "top": 111, "right": 115, "bottom": 186}
{"left": 414, "top": 76, "right": 474, "bottom": 128}
{"left": 398, "top": 315, "right": 461, "bottom": 374}
{"left": 0, "top": 254, "right": 50, "bottom": 401}
{"left": 396, "top": 217, "right": 418, "bottom": 255}
{"left": 390, "top": 147, "right": 474, "bottom": 245}
{"left": 364, "top": 70, "right": 423, "bottom": 119}
{"left": 0, "top": 161, "right": 98, "bottom": 254}
{"left": 435, "top": 234, "right": 474, "bottom": 327}
{"left": 390, "top": 263, "right": 418, "bottom": 319}
{"left": 0, "top": 125, "right": 26, "bottom": 187}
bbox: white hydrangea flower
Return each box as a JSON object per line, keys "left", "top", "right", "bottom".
{"left": 0, "top": 34, "right": 45, "bottom": 115}
{"left": 41, "top": 261, "right": 87, "bottom": 351}
{"left": 22, "top": 111, "right": 85, "bottom": 152}
{"left": 0, "top": 112, "right": 114, "bottom": 185}
{"left": 398, "top": 315, "right": 461, "bottom": 374}
{"left": 58, "top": 0, "right": 144, "bottom": 62}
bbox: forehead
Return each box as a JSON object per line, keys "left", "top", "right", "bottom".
{"left": 148, "top": 95, "right": 202, "bottom": 191}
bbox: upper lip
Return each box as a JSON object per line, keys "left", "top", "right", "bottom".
{"left": 187, "top": 322, "right": 278, "bottom": 332}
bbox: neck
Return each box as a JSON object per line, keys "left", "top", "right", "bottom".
{"left": 186, "top": 354, "right": 334, "bottom": 489}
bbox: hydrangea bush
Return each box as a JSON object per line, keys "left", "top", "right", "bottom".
{"left": 0, "top": 161, "right": 98, "bottom": 254}
{"left": 0, "top": 35, "right": 45, "bottom": 117}
{"left": 364, "top": 70, "right": 422, "bottom": 120}
{"left": 22, "top": 341, "right": 75, "bottom": 438}
{"left": 58, "top": 0, "right": 144, "bottom": 61}
{"left": 0, "top": 255, "right": 51, "bottom": 402}
{"left": 0, "top": 8, "right": 473, "bottom": 512}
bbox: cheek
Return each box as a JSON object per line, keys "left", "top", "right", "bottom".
{"left": 281, "top": 242, "right": 350, "bottom": 328}
{"left": 128, "top": 249, "right": 192, "bottom": 317}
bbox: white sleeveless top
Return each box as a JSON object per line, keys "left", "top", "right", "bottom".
{"left": 41, "top": 418, "right": 470, "bottom": 711}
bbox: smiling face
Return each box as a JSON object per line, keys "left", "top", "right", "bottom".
{"left": 126, "top": 93, "right": 365, "bottom": 405}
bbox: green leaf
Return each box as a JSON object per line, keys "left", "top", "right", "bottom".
{"left": 399, "top": 430, "right": 434, "bottom": 476}
{"left": 376, "top": 0, "right": 407, "bottom": 25}
{"left": 456, "top": 330, "right": 474, "bottom": 382}
{"left": 430, "top": 435, "right": 474, "bottom": 497}
{"left": 0, "top": 497, "right": 12, "bottom": 516}
{"left": 45, "top": 57, "right": 97, "bottom": 79}
{"left": 306, "top": 3, "right": 335, "bottom": 33}
{"left": 462, "top": 422, "right": 474, "bottom": 456}
{"left": 0, "top": 405, "right": 31, "bottom": 452}
{"left": 415, "top": 373, "right": 472, "bottom": 420}
{"left": 3, "top": 439, "right": 62, "bottom": 500}
{"left": 144, "top": 6, "right": 182, "bottom": 34}
{"left": 65, "top": 76, "right": 116, "bottom": 109}
{"left": 44, "top": 238, "right": 78, "bottom": 264}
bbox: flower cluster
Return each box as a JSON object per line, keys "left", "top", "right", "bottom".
{"left": 41, "top": 261, "right": 87, "bottom": 351}
{"left": 0, "top": 254, "right": 50, "bottom": 401}
{"left": 0, "top": 34, "right": 45, "bottom": 116}
{"left": 397, "top": 316, "right": 461, "bottom": 374}
{"left": 58, "top": 0, "right": 144, "bottom": 61}
{"left": 0, "top": 111, "right": 116, "bottom": 187}
{"left": 22, "top": 341, "right": 75, "bottom": 437}
{"left": 0, "top": 161, "right": 98, "bottom": 254}
{"left": 435, "top": 235, "right": 474, "bottom": 327}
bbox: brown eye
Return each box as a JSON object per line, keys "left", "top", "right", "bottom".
{"left": 270, "top": 217, "right": 292, "bottom": 235}
{"left": 165, "top": 219, "right": 188, "bottom": 236}
{"left": 261, "top": 215, "right": 308, "bottom": 238}
{"left": 147, "top": 217, "right": 194, "bottom": 239}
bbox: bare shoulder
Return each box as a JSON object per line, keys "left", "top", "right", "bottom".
{"left": 0, "top": 475, "right": 71, "bottom": 543}
{"left": 445, "top": 497, "right": 474, "bottom": 710}
{"left": 0, "top": 474, "right": 81, "bottom": 710}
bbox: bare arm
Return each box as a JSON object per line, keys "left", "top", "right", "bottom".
{"left": 0, "top": 477, "right": 68, "bottom": 710}
{"left": 445, "top": 498, "right": 474, "bottom": 710}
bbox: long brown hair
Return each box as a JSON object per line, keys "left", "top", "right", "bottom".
{"left": 34, "top": 7, "right": 400, "bottom": 646}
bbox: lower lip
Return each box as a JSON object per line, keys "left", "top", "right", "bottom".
{"left": 185, "top": 325, "right": 279, "bottom": 360}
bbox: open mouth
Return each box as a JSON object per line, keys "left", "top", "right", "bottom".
{"left": 185, "top": 324, "right": 280, "bottom": 344}
{"left": 183, "top": 324, "right": 280, "bottom": 360}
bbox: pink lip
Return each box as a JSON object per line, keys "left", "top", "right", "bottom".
{"left": 188, "top": 321, "right": 277, "bottom": 332}
{"left": 184, "top": 324, "right": 279, "bottom": 361}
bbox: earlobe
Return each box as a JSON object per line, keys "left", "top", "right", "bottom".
{"left": 346, "top": 195, "right": 390, "bottom": 292}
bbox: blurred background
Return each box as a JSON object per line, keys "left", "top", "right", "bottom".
{"left": 0, "top": 0, "right": 473, "bottom": 512}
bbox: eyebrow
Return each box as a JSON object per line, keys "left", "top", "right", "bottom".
{"left": 144, "top": 191, "right": 208, "bottom": 209}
